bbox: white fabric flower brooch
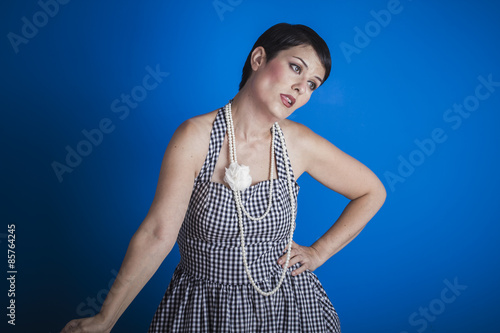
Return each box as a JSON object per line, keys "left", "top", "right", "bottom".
{"left": 224, "top": 162, "right": 252, "bottom": 192}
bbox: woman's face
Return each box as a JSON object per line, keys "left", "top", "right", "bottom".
{"left": 249, "top": 44, "right": 326, "bottom": 120}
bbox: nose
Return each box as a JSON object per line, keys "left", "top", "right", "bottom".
{"left": 292, "top": 79, "right": 307, "bottom": 95}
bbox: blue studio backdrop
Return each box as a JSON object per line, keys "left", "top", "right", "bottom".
{"left": 1, "top": 0, "right": 500, "bottom": 332}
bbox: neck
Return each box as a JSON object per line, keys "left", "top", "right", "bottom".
{"left": 230, "top": 89, "right": 276, "bottom": 142}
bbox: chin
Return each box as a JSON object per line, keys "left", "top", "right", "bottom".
{"left": 272, "top": 105, "right": 293, "bottom": 121}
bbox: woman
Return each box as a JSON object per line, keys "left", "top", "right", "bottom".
{"left": 61, "top": 23, "right": 386, "bottom": 333}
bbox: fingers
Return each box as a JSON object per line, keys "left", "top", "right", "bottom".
{"left": 278, "top": 241, "right": 298, "bottom": 266}
{"left": 61, "top": 321, "right": 75, "bottom": 333}
{"left": 277, "top": 241, "right": 313, "bottom": 276}
{"left": 61, "top": 323, "right": 72, "bottom": 333}
{"left": 61, "top": 320, "right": 73, "bottom": 333}
{"left": 282, "top": 240, "right": 297, "bottom": 253}
{"left": 291, "top": 264, "right": 309, "bottom": 276}
{"left": 61, "top": 319, "right": 80, "bottom": 333}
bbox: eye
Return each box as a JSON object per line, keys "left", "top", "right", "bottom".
{"left": 308, "top": 81, "right": 317, "bottom": 90}
{"left": 290, "top": 63, "right": 301, "bottom": 74}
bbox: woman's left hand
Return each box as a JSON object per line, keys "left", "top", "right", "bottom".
{"left": 278, "top": 241, "right": 323, "bottom": 276}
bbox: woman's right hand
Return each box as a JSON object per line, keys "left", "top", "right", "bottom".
{"left": 60, "top": 314, "right": 112, "bottom": 333}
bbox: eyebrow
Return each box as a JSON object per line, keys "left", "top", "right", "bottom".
{"left": 293, "top": 56, "right": 323, "bottom": 84}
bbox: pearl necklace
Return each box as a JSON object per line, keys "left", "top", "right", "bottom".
{"left": 223, "top": 100, "right": 296, "bottom": 296}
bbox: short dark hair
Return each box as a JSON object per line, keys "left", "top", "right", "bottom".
{"left": 239, "top": 23, "right": 331, "bottom": 91}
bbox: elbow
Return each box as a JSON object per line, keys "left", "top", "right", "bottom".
{"left": 373, "top": 178, "right": 387, "bottom": 208}
{"left": 137, "top": 215, "right": 178, "bottom": 250}
{"left": 357, "top": 177, "right": 386, "bottom": 209}
{"left": 150, "top": 223, "right": 177, "bottom": 246}
{"left": 132, "top": 225, "right": 176, "bottom": 260}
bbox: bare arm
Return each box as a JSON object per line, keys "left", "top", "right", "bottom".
{"left": 61, "top": 119, "right": 207, "bottom": 332}
{"left": 279, "top": 123, "right": 386, "bottom": 275}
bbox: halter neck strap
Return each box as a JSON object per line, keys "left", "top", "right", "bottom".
{"left": 195, "top": 106, "right": 297, "bottom": 186}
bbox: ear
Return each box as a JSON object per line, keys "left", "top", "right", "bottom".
{"left": 250, "top": 46, "right": 267, "bottom": 72}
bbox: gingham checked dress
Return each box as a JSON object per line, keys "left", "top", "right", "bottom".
{"left": 148, "top": 107, "right": 341, "bottom": 332}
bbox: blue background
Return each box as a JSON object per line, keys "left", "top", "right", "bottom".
{"left": 1, "top": 0, "right": 500, "bottom": 332}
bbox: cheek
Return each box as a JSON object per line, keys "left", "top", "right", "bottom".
{"left": 295, "top": 95, "right": 310, "bottom": 110}
{"left": 296, "top": 89, "right": 313, "bottom": 108}
{"left": 263, "top": 61, "right": 287, "bottom": 87}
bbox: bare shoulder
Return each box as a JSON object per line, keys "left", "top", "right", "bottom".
{"left": 279, "top": 119, "right": 318, "bottom": 142}
{"left": 279, "top": 119, "right": 385, "bottom": 200}
{"left": 169, "top": 109, "right": 219, "bottom": 151}
{"left": 175, "top": 109, "right": 218, "bottom": 140}
{"left": 167, "top": 109, "right": 219, "bottom": 177}
{"left": 278, "top": 119, "right": 328, "bottom": 178}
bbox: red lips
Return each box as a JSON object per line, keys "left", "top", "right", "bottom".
{"left": 280, "top": 94, "right": 296, "bottom": 108}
